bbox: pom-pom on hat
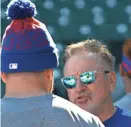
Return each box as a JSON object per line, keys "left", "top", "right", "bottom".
{"left": 1, "top": 0, "right": 59, "bottom": 73}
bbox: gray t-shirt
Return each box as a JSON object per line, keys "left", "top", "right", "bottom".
{"left": 1, "top": 94, "right": 104, "bottom": 127}
{"left": 115, "top": 93, "right": 131, "bottom": 114}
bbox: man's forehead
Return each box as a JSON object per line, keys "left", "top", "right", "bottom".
{"left": 64, "top": 54, "right": 104, "bottom": 74}
{"left": 65, "top": 54, "right": 102, "bottom": 67}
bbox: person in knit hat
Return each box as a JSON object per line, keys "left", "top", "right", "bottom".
{"left": 115, "top": 39, "right": 131, "bottom": 113}
{"left": 1, "top": 0, "right": 105, "bottom": 127}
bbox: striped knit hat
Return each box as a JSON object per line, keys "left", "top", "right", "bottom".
{"left": 1, "top": 0, "right": 59, "bottom": 73}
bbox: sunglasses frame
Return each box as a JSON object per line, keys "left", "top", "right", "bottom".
{"left": 61, "top": 70, "right": 110, "bottom": 89}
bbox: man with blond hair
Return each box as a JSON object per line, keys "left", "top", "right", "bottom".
{"left": 61, "top": 39, "right": 131, "bottom": 127}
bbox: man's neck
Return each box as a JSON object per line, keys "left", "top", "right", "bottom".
{"left": 95, "top": 99, "right": 116, "bottom": 122}
{"left": 5, "top": 90, "right": 48, "bottom": 98}
{"left": 5, "top": 81, "right": 48, "bottom": 98}
{"left": 99, "top": 105, "right": 116, "bottom": 122}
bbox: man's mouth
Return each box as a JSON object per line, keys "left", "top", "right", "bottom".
{"left": 75, "top": 95, "right": 88, "bottom": 104}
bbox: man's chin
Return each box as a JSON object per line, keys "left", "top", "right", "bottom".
{"left": 76, "top": 102, "right": 89, "bottom": 111}
{"left": 76, "top": 103, "right": 97, "bottom": 115}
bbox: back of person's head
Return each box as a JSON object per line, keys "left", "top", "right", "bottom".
{"left": 120, "top": 39, "right": 131, "bottom": 78}
{"left": 119, "top": 39, "right": 131, "bottom": 91}
{"left": 63, "top": 39, "right": 115, "bottom": 71}
{"left": 1, "top": 0, "right": 59, "bottom": 89}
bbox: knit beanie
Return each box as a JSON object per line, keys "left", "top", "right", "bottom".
{"left": 1, "top": 0, "right": 59, "bottom": 73}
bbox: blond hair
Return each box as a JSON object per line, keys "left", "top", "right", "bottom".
{"left": 63, "top": 39, "right": 115, "bottom": 71}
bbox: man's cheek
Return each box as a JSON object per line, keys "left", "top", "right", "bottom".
{"left": 69, "top": 94, "right": 75, "bottom": 102}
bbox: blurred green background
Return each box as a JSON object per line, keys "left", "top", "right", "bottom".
{"left": 1, "top": 0, "right": 131, "bottom": 101}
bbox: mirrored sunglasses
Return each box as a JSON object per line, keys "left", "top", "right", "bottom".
{"left": 61, "top": 71, "right": 110, "bottom": 89}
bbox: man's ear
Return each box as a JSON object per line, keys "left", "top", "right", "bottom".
{"left": 109, "top": 71, "right": 116, "bottom": 92}
{"left": 1, "top": 73, "right": 7, "bottom": 84}
{"left": 44, "top": 69, "right": 53, "bottom": 80}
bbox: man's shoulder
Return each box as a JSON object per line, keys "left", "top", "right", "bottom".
{"left": 117, "top": 107, "right": 131, "bottom": 122}
{"left": 103, "top": 107, "right": 131, "bottom": 127}
{"left": 1, "top": 95, "right": 104, "bottom": 127}
{"left": 120, "top": 107, "right": 131, "bottom": 117}
{"left": 52, "top": 95, "right": 104, "bottom": 127}
{"left": 114, "top": 94, "right": 131, "bottom": 113}
{"left": 117, "top": 107, "right": 131, "bottom": 126}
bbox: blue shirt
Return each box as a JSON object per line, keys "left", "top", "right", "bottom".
{"left": 115, "top": 93, "right": 131, "bottom": 114}
{"left": 103, "top": 107, "right": 131, "bottom": 127}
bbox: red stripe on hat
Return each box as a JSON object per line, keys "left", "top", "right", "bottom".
{"left": 10, "top": 18, "right": 40, "bottom": 32}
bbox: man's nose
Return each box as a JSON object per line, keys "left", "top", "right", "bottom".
{"left": 75, "top": 78, "right": 86, "bottom": 92}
